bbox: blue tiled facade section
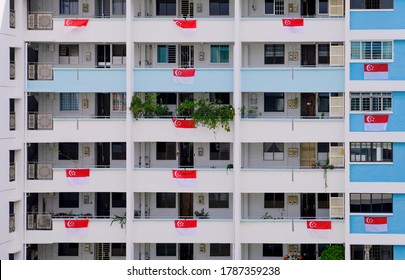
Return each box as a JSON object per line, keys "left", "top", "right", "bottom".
{"left": 27, "top": 68, "right": 126, "bottom": 93}
{"left": 350, "top": 92, "right": 405, "bottom": 132}
{"left": 350, "top": 143, "right": 405, "bottom": 182}
{"left": 394, "top": 246, "right": 405, "bottom": 260}
{"left": 350, "top": 194, "right": 405, "bottom": 234}
{"left": 350, "top": 2, "right": 405, "bottom": 30}
{"left": 133, "top": 68, "right": 233, "bottom": 92}
{"left": 241, "top": 68, "right": 344, "bottom": 92}
{"left": 350, "top": 41, "right": 405, "bottom": 80}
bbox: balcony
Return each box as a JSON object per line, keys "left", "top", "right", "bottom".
{"left": 240, "top": 219, "right": 345, "bottom": 243}
{"left": 131, "top": 219, "right": 233, "bottom": 243}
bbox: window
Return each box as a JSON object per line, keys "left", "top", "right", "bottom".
{"left": 318, "top": 44, "right": 330, "bottom": 64}
{"left": 350, "top": 142, "right": 392, "bottom": 162}
{"left": 265, "top": 0, "right": 285, "bottom": 15}
{"left": 210, "top": 45, "right": 229, "bottom": 63}
{"left": 112, "top": 45, "right": 126, "bottom": 64}
{"left": 112, "top": 243, "right": 126, "bottom": 256}
{"left": 112, "top": 142, "right": 126, "bottom": 160}
{"left": 209, "top": 193, "right": 229, "bottom": 208}
{"left": 60, "top": 0, "right": 79, "bottom": 15}
{"left": 58, "top": 243, "right": 79, "bottom": 256}
{"left": 351, "top": 245, "right": 393, "bottom": 260}
{"left": 156, "top": 142, "right": 176, "bottom": 160}
{"left": 350, "top": 92, "right": 392, "bottom": 112}
{"left": 112, "top": 0, "right": 126, "bottom": 15}
{"left": 210, "top": 143, "right": 230, "bottom": 160}
{"left": 263, "top": 143, "right": 284, "bottom": 161}
{"left": 210, "top": 0, "right": 229, "bottom": 16}
{"left": 264, "top": 44, "right": 285, "bottom": 64}
{"left": 264, "top": 193, "right": 285, "bottom": 208}
{"left": 59, "top": 44, "right": 79, "bottom": 64}
{"left": 350, "top": 193, "right": 393, "bottom": 213}
{"left": 156, "top": 193, "right": 176, "bottom": 208}
{"left": 209, "top": 93, "right": 230, "bottom": 105}
{"left": 112, "top": 93, "right": 126, "bottom": 111}
{"left": 157, "top": 45, "right": 176, "bottom": 63}
{"left": 112, "top": 192, "right": 126, "bottom": 208}
{"left": 351, "top": 41, "right": 392, "bottom": 60}
{"left": 156, "top": 0, "right": 176, "bottom": 16}
{"left": 350, "top": 0, "right": 393, "bottom": 9}
{"left": 319, "top": 0, "right": 329, "bottom": 14}
{"left": 318, "top": 193, "right": 329, "bottom": 209}
{"left": 60, "top": 93, "right": 79, "bottom": 111}
{"left": 264, "top": 93, "right": 284, "bottom": 112}
{"left": 156, "top": 243, "right": 176, "bottom": 256}
{"left": 58, "top": 142, "right": 79, "bottom": 160}
{"left": 263, "top": 244, "right": 283, "bottom": 257}
{"left": 210, "top": 244, "right": 231, "bottom": 256}
{"left": 318, "top": 93, "right": 330, "bottom": 113}
{"left": 157, "top": 93, "right": 177, "bottom": 105}
{"left": 59, "top": 192, "right": 79, "bottom": 208}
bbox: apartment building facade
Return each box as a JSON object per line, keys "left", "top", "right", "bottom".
{"left": 0, "top": 0, "right": 404, "bottom": 260}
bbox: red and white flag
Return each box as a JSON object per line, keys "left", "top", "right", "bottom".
{"left": 173, "top": 19, "right": 197, "bottom": 35}
{"left": 364, "top": 216, "right": 387, "bottom": 232}
{"left": 173, "top": 69, "right": 196, "bottom": 85}
{"left": 306, "top": 220, "right": 332, "bottom": 239}
{"left": 66, "top": 169, "right": 90, "bottom": 186}
{"left": 282, "top": 18, "right": 304, "bottom": 33}
{"left": 364, "top": 115, "right": 389, "bottom": 131}
{"left": 172, "top": 170, "right": 197, "bottom": 187}
{"left": 64, "top": 19, "right": 89, "bottom": 33}
{"left": 364, "top": 64, "right": 388, "bottom": 80}
{"left": 172, "top": 118, "right": 196, "bottom": 128}
{"left": 64, "top": 219, "right": 89, "bottom": 236}
{"left": 174, "top": 219, "right": 197, "bottom": 236}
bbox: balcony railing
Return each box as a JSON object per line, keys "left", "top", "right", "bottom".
{"left": 27, "top": 12, "right": 53, "bottom": 30}
{"left": 28, "top": 63, "right": 53, "bottom": 80}
{"left": 27, "top": 163, "right": 53, "bottom": 180}
{"left": 27, "top": 113, "right": 53, "bottom": 130}
{"left": 9, "top": 213, "right": 15, "bottom": 233}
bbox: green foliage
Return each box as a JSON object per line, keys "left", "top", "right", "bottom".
{"left": 194, "top": 208, "right": 210, "bottom": 219}
{"left": 130, "top": 94, "right": 171, "bottom": 118}
{"left": 177, "top": 98, "right": 235, "bottom": 132}
{"left": 320, "top": 245, "right": 345, "bottom": 260}
{"left": 110, "top": 215, "right": 126, "bottom": 229}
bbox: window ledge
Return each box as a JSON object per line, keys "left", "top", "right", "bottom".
{"left": 350, "top": 162, "right": 393, "bottom": 165}
{"left": 350, "top": 213, "right": 393, "bottom": 216}
{"left": 350, "top": 111, "right": 393, "bottom": 115}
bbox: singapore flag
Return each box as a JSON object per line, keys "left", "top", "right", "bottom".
{"left": 306, "top": 220, "right": 332, "bottom": 238}
{"left": 174, "top": 219, "right": 197, "bottom": 236}
{"left": 64, "top": 219, "right": 89, "bottom": 236}
{"left": 364, "top": 64, "right": 388, "bottom": 80}
{"left": 172, "top": 118, "right": 196, "bottom": 129}
{"left": 172, "top": 170, "right": 197, "bottom": 187}
{"left": 282, "top": 18, "right": 304, "bottom": 33}
{"left": 364, "top": 216, "right": 387, "bottom": 232}
{"left": 173, "top": 19, "right": 197, "bottom": 36}
{"left": 364, "top": 115, "right": 389, "bottom": 131}
{"left": 64, "top": 19, "right": 89, "bottom": 33}
{"left": 173, "top": 69, "right": 196, "bottom": 84}
{"left": 66, "top": 169, "right": 90, "bottom": 186}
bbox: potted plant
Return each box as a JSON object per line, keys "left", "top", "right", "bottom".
{"left": 110, "top": 214, "right": 126, "bottom": 229}
{"left": 130, "top": 94, "right": 171, "bottom": 119}
{"left": 194, "top": 208, "right": 210, "bottom": 219}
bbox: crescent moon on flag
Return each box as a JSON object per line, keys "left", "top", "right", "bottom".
{"left": 175, "top": 20, "right": 182, "bottom": 27}
{"left": 68, "top": 170, "right": 76, "bottom": 176}
{"left": 177, "top": 221, "right": 184, "bottom": 227}
{"left": 309, "top": 221, "right": 316, "bottom": 228}
{"left": 66, "top": 19, "right": 73, "bottom": 26}
{"left": 174, "top": 171, "right": 181, "bottom": 178}
{"left": 366, "top": 64, "right": 374, "bottom": 72}
{"left": 366, "top": 217, "right": 373, "bottom": 223}
{"left": 174, "top": 120, "right": 181, "bottom": 127}
{"left": 285, "top": 20, "right": 291, "bottom": 26}
{"left": 67, "top": 221, "right": 74, "bottom": 227}
{"left": 366, "top": 115, "right": 374, "bottom": 123}
{"left": 174, "top": 70, "right": 181, "bottom": 77}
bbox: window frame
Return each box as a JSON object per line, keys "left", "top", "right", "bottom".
{"left": 264, "top": 93, "right": 285, "bottom": 112}
{"left": 209, "top": 193, "right": 230, "bottom": 208}
{"left": 210, "top": 243, "right": 231, "bottom": 257}
{"left": 156, "top": 193, "right": 176, "bottom": 208}
{"left": 156, "top": 0, "right": 177, "bottom": 16}
{"left": 59, "top": 44, "right": 79, "bottom": 64}
{"left": 58, "top": 243, "right": 79, "bottom": 256}
{"left": 112, "top": 0, "right": 126, "bottom": 15}
{"left": 210, "top": 143, "right": 231, "bottom": 161}
{"left": 350, "top": 92, "right": 392, "bottom": 112}
{"left": 157, "top": 45, "right": 176, "bottom": 64}
{"left": 156, "top": 142, "right": 176, "bottom": 160}
{"left": 318, "top": 93, "right": 330, "bottom": 113}
{"left": 264, "top": 193, "right": 285, "bottom": 208}
{"left": 58, "top": 142, "right": 79, "bottom": 160}
{"left": 264, "top": 44, "right": 285, "bottom": 65}
{"left": 60, "top": 0, "right": 79, "bottom": 15}
{"left": 111, "top": 243, "right": 126, "bottom": 256}
{"left": 112, "top": 192, "right": 126, "bottom": 208}
{"left": 318, "top": 0, "right": 329, "bottom": 14}
{"left": 350, "top": 142, "right": 393, "bottom": 162}
{"left": 156, "top": 243, "right": 177, "bottom": 256}
{"left": 60, "top": 93, "right": 79, "bottom": 111}
{"left": 210, "top": 45, "right": 230, "bottom": 64}
{"left": 59, "top": 192, "right": 79, "bottom": 208}
{"left": 112, "top": 92, "right": 126, "bottom": 111}
{"left": 350, "top": 0, "right": 394, "bottom": 10}
{"left": 263, "top": 244, "right": 283, "bottom": 257}
{"left": 264, "top": 0, "right": 285, "bottom": 15}
{"left": 350, "top": 193, "right": 393, "bottom": 213}
{"left": 263, "top": 143, "right": 284, "bottom": 161}
{"left": 112, "top": 142, "right": 126, "bottom": 160}
{"left": 350, "top": 41, "right": 393, "bottom": 61}
{"left": 209, "top": 0, "right": 230, "bottom": 16}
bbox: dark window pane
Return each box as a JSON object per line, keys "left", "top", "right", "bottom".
{"left": 112, "top": 142, "right": 126, "bottom": 160}
{"left": 156, "top": 193, "right": 176, "bottom": 208}
{"left": 156, "top": 243, "right": 176, "bottom": 256}
{"left": 210, "top": 243, "right": 230, "bottom": 256}
{"left": 209, "top": 193, "right": 229, "bottom": 208}
{"left": 59, "top": 192, "right": 79, "bottom": 208}
{"left": 112, "top": 192, "right": 126, "bottom": 208}
{"left": 111, "top": 243, "right": 126, "bottom": 256}
{"left": 156, "top": 142, "right": 176, "bottom": 160}
{"left": 156, "top": 0, "right": 176, "bottom": 16}
{"left": 263, "top": 244, "right": 283, "bottom": 257}
{"left": 264, "top": 93, "right": 284, "bottom": 112}
{"left": 58, "top": 243, "right": 79, "bottom": 256}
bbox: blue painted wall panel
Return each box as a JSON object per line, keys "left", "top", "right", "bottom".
{"left": 350, "top": 41, "right": 405, "bottom": 80}
{"left": 350, "top": 2, "right": 405, "bottom": 30}
{"left": 350, "top": 92, "right": 405, "bottom": 132}
{"left": 394, "top": 246, "right": 405, "bottom": 260}
{"left": 350, "top": 143, "right": 405, "bottom": 182}
{"left": 350, "top": 194, "right": 405, "bottom": 234}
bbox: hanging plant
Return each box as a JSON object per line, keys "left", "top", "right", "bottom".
{"left": 130, "top": 94, "right": 171, "bottom": 119}
{"left": 177, "top": 98, "right": 235, "bottom": 132}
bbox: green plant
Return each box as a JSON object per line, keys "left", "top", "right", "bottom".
{"left": 177, "top": 98, "right": 235, "bottom": 132}
{"left": 110, "top": 215, "right": 126, "bottom": 229}
{"left": 321, "top": 159, "right": 335, "bottom": 189}
{"left": 130, "top": 94, "right": 171, "bottom": 118}
{"left": 261, "top": 212, "right": 272, "bottom": 219}
{"left": 320, "top": 245, "right": 345, "bottom": 260}
{"left": 194, "top": 208, "right": 210, "bottom": 219}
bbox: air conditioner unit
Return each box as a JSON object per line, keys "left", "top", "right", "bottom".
{"left": 36, "top": 214, "right": 52, "bottom": 229}
{"left": 27, "top": 214, "right": 35, "bottom": 230}
{"left": 27, "top": 163, "right": 36, "bottom": 179}
{"left": 37, "top": 64, "right": 53, "bottom": 80}
{"left": 10, "top": 11, "right": 16, "bottom": 28}
{"left": 37, "top": 114, "right": 53, "bottom": 130}
{"left": 37, "top": 14, "right": 53, "bottom": 29}
{"left": 10, "top": 63, "right": 15, "bottom": 79}
{"left": 27, "top": 14, "right": 35, "bottom": 29}
{"left": 28, "top": 113, "right": 36, "bottom": 129}
{"left": 36, "top": 164, "right": 53, "bottom": 180}
{"left": 28, "top": 64, "right": 36, "bottom": 80}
